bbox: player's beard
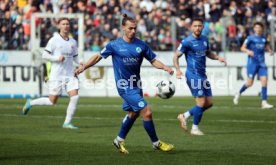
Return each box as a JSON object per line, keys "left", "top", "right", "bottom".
{"left": 128, "top": 33, "right": 135, "bottom": 40}
{"left": 193, "top": 30, "right": 201, "bottom": 38}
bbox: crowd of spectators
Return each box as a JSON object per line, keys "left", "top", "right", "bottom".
{"left": 0, "top": 0, "right": 275, "bottom": 52}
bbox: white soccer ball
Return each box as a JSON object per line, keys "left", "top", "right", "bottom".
{"left": 156, "top": 80, "right": 175, "bottom": 99}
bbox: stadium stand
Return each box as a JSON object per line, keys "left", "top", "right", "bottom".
{"left": 0, "top": 0, "right": 275, "bottom": 51}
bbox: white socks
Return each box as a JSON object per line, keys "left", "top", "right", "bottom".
{"left": 116, "top": 136, "right": 125, "bottom": 142}
{"left": 30, "top": 97, "right": 53, "bottom": 106}
{"left": 153, "top": 140, "right": 160, "bottom": 146}
{"left": 184, "top": 111, "right": 191, "bottom": 119}
{"left": 64, "top": 95, "right": 79, "bottom": 124}
{"left": 192, "top": 124, "right": 199, "bottom": 130}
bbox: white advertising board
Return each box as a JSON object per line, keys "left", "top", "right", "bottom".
{"left": 0, "top": 51, "right": 275, "bottom": 98}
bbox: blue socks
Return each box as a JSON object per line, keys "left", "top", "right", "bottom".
{"left": 239, "top": 84, "right": 248, "bottom": 94}
{"left": 143, "top": 120, "right": 158, "bottom": 142}
{"left": 118, "top": 115, "right": 159, "bottom": 143}
{"left": 118, "top": 115, "right": 136, "bottom": 139}
{"left": 261, "top": 87, "right": 267, "bottom": 101}
{"left": 240, "top": 84, "right": 267, "bottom": 101}
{"left": 189, "top": 105, "right": 204, "bottom": 125}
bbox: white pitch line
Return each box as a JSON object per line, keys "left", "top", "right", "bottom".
{"left": 1, "top": 114, "right": 276, "bottom": 124}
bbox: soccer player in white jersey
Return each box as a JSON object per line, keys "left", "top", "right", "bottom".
{"left": 22, "top": 18, "right": 83, "bottom": 129}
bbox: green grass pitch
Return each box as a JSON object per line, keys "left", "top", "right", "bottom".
{"left": 0, "top": 96, "right": 276, "bottom": 165}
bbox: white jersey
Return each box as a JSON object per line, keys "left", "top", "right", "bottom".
{"left": 44, "top": 34, "right": 78, "bottom": 80}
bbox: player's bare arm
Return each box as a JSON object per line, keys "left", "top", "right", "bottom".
{"left": 173, "top": 51, "right": 183, "bottom": 79}
{"left": 74, "top": 54, "right": 102, "bottom": 76}
{"left": 151, "top": 59, "right": 174, "bottom": 75}
{"left": 206, "top": 50, "right": 227, "bottom": 66}
{"left": 241, "top": 44, "right": 254, "bottom": 57}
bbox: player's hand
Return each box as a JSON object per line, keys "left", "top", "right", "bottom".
{"left": 74, "top": 64, "right": 85, "bottom": 77}
{"left": 164, "top": 66, "right": 174, "bottom": 75}
{"left": 176, "top": 69, "right": 183, "bottom": 79}
{"left": 218, "top": 57, "right": 227, "bottom": 66}
{"left": 247, "top": 50, "right": 254, "bottom": 57}
{"left": 59, "top": 55, "right": 65, "bottom": 62}
{"left": 269, "top": 49, "right": 274, "bottom": 56}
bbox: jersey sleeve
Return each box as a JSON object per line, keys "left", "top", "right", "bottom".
{"left": 264, "top": 37, "right": 268, "bottom": 45}
{"left": 143, "top": 43, "right": 156, "bottom": 62}
{"left": 44, "top": 38, "right": 54, "bottom": 53}
{"left": 177, "top": 40, "right": 188, "bottom": 54}
{"left": 72, "top": 40, "right": 78, "bottom": 57}
{"left": 243, "top": 36, "right": 251, "bottom": 47}
{"left": 100, "top": 42, "right": 113, "bottom": 59}
{"left": 206, "top": 38, "right": 210, "bottom": 50}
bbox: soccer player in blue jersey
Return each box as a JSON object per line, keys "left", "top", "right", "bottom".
{"left": 173, "top": 18, "right": 227, "bottom": 135}
{"left": 233, "top": 22, "right": 274, "bottom": 109}
{"left": 74, "top": 14, "right": 174, "bottom": 154}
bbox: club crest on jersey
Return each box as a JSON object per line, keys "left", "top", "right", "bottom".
{"left": 198, "top": 90, "right": 203, "bottom": 96}
{"left": 136, "top": 47, "right": 142, "bottom": 53}
{"left": 203, "top": 41, "right": 207, "bottom": 47}
{"left": 262, "top": 38, "right": 265, "bottom": 42}
{"left": 138, "top": 101, "right": 145, "bottom": 108}
{"left": 71, "top": 45, "right": 75, "bottom": 50}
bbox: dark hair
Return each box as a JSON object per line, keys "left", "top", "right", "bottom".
{"left": 192, "top": 17, "right": 204, "bottom": 24}
{"left": 253, "top": 22, "right": 264, "bottom": 28}
{"left": 122, "top": 13, "right": 136, "bottom": 26}
{"left": 58, "top": 17, "right": 70, "bottom": 24}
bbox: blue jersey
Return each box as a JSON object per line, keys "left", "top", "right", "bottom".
{"left": 243, "top": 35, "right": 266, "bottom": 64}
{"left": 100, "top": 38, "right": 156, "bottom": 94}
{"left": 177, "top": 34, "right": 209, "bottom": 77}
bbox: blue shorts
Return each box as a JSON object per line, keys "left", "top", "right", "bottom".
{"left": 247, "top": 62, "right": 267, "bottom": 79}
{"left": 186, "top": 73, "right": 212, "bottom": 97}
{"left": 120, "top": 88, "right": 147, "bottom": 112}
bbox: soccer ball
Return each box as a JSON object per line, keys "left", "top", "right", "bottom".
{"left": 156, "top": 80, "right": 175, "bottom": 99}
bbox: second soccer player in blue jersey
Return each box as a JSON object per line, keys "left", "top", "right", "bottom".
{"left": 233, "top": 22, "right": 274, "bottom": 109}
{"left": 174, "top": 18, "right": 227, "bottom": 135}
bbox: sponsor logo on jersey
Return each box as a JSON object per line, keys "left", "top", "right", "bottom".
{"left": 256, "top": 44, "right": 265, "bottom": 49}
{"left": 123, "top": 57, "right": 139, "bottom": 63}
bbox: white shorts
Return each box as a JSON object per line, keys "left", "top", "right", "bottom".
{"left": 48, "top": 77, "right": 79, "bottom": 96}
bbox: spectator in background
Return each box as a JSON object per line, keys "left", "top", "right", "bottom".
{"left": 209, "top": 3, "right": 221, "bottom": 23}
{"left": 210, "top": 37, "right": 221, "bottom": 55}
{"left": 140, "top": 0, "right": 154, "bottom": 13}
{"left": 265, "top": 0, "right": 275, "bottom": 19}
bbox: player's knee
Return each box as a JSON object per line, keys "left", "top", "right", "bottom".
{"left": 141, "top": 107, "right": 152, "bottom": 119}
{"left": 49, "top": 98, "right": 57, "bottom": 105}
{"left": 144, "top": 110, "right": 152, "bottom": 118}
{"left": 128, "top": 112, "right": 139, "bottom": 119}
{"left": 197, "top": 100, "right": 206, "bottom": 107}
{"left": 246, "top": 81, "right": 253, "bottom": 87}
